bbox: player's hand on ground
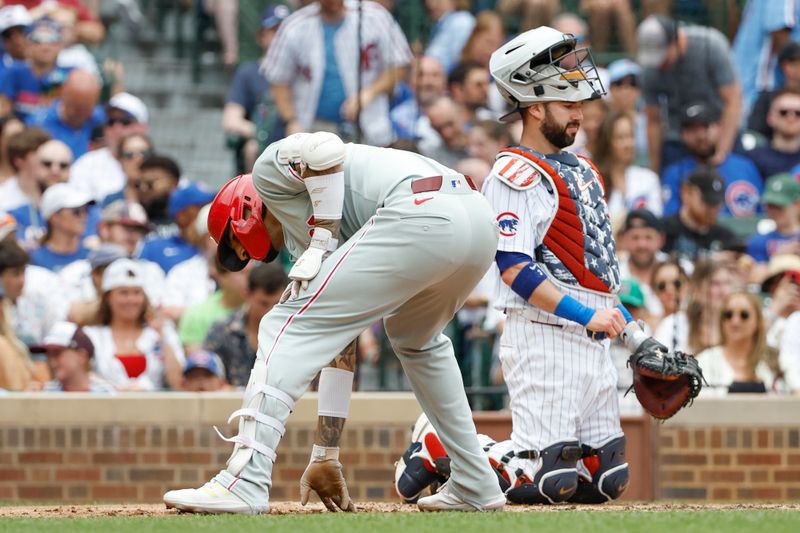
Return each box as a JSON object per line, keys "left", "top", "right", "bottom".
{"left": 586, "top": 307, "right": 626, "bottom": 339}
{"left": 299, "top": 454, "right": 356, "bottom": 512}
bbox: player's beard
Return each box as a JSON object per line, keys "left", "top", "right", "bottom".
{"left": 540, "top": 106, "right": 580, "bottom": 149}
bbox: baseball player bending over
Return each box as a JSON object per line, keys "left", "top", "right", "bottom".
{"left": 163, "top": 132, "right": 506, "bottom": 513}
{"left": 396, "top": 26, "right": 667, "bottom": 505}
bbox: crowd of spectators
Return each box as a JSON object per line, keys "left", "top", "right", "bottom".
{"left": 1, "top": 0, "right": 800, "bottom": 404}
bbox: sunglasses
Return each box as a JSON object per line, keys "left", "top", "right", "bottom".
{"left": 778, "top": 109, "right": 800, "bottom": 118}
{"left": 40, "top": 159, "right": 70, "bottom": 170}
{"left": 64, "top": 206, "right": 88, "bottom": 216}
{"left": 722, "top": 309, "right": 751, "bottom": 321}
{"left": 122, "top": 150, "right": 152, "bottom": 160}
{"left": 612, "top": 78, "right": 638, "bottom": 88}
{"left": 656, "top": 279, "right": 682, "bottom": 292}
{"left": 107, "top": 116, "right": 135, "bottom": 127}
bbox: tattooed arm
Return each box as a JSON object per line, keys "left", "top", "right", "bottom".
{"left": 299, "top": 339, "right": 357, "bottom": 512}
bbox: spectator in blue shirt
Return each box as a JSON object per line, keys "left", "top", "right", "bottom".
{"left": 662, "top": 102, "right": 763, "bottom": 219}
{"left": 0, "top": 5, "right": 31, "bottom": 77}
{"left": 222, "top": 4, "right": 288, "bottom": 174}
{"left": 139, "top": 181, "right": 216, "bottom": 274}
{"left": 0, "top": 17, "right": 70, "bottom": 121}
{"left": 27, "top": 69, "right": 104, "bottom": 158}
{"left": 29, "top": 182, "right": 93, "bottom": 272}
{"left": 424, "top": 0, "right": 475, "bottom": 73}
{"left": 747, "top": 173, "right": 800, "bottom": 264}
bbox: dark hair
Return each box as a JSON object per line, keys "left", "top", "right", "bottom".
{"left": 770, "top": 86, "right": 800, "bottom": 108}
{"left": 139, "top": 154, "right": 181, "bottom": 181}
{"left": 248, "top": 263, "right": 289, "bottom": 294}
{"left": 7, "top": 127, "right": 51, "bottom": 171}
{"left": 651, "top": 259, "right": 687, "bottom": 287}
{"left": 93, "top": 289, "right": 151, "bottom": 326}
{"left": 447, "top": 59, "right": 485, "bottom": 88}
{"left": 116, "top": 133, "right": 153, "bottom": 159}
{"left": 472, "top": 119, "right": 512, "bottom": 144}
{"left": 0, "top": 239, "right": 29, "bottom": 273}
{"left": 592, "top": 110, "right": 635, "bottom": 200}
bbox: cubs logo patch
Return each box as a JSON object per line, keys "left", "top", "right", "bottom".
{"left": 725, "top": 180, "right": 759, "bottom": 217}
{"left": 497, "top": 212, "right": 519, "bottom": 237}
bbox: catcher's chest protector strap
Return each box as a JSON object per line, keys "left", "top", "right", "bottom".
{"left": 500, "top": 147, "right": 611, "bottom": 294}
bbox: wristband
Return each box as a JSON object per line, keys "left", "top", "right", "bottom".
{"left": 311, "top": 444, "right": 340, "bottom": 461}
{"left": 553, "top": 294, "right": 595, "bottom": 326}
{"left": 510, "top": 262, "right": 548, "bottom": 301}
{"left": 616, "top": 304, "right": 634, "bottom": 324}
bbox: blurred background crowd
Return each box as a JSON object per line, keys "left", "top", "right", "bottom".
{"left": 0, "top": 0, "right": 799, "bottom": 408}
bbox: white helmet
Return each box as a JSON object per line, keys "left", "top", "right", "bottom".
{"left": 490, "top": 26, "right": 604, "bottom": 114}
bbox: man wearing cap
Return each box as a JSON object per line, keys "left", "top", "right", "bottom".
{"left": 181, "top": 349, "right": 227, "bottom": 392}
{"left": 28, "top": 181, "right": 93, "bottom": 271}
{"left": 662, "top": 166, "right": 738, "bottom": 259}
{"left": 223, "top": 5, "right": 289, "bottom": 174}
{"left": 27, "top": 69, "right": 104, "bottom": 159}
{"left": 139, "top": 181, "right": 216, "bottom": 274}
{"left": 747, "top": 87, "right": 800, "bottom": 180}
{"left": 637, "top": 15, "right": 741, "bottom": 171}
{"left": 747, "top": 173, "right": 800, "bottom": 268}
{"left": 661, "top": 102, "right": 763, "bottom": 219}
{"left": 69, "top": 91, "right": 149, "bottom": 204}
{"left": 748, "top": 41, "right": 800, "bottom": 138}
{"left": 0, "top": 17, "right": 71, "bottom": 121}
{"left": 618, "top": 209, "right": 667, "bottom": 317}
{"left": 0, "top": 5, "right": 32, "bottom": 77}
{"left": 33, "top": 321, "right": 114, "bottom": 393}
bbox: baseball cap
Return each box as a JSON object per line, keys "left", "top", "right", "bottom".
{"left": 681, "top": 102, "right": 720, "bottom": 127}
{"left": 27, "top": 17, "right": 62, "bottom": 44}
{"left": 618, "top": 278, "right": 645, "bottom": 308}
{"left": 761, "top": 172, "right": 800, "bottom": 207}
{"left": 168, "top": 181, "right": 216, "bottom": 220}
{"left": 108, "top": 92, "right": 149, "bottom": 125}
{"left": 0, "top": 211, "right": 17, "bottom": 241}
{"left": 88, "top": 244, "right": 128, "bottom": 270}
{"left": 194, "top": 203, "right": 211, "bottom": 237}
{"left": 608, "top": 59, "right": 642, "bottom": 85}
{"left": 102, "top": 258, "right": 145, "bottom": 292}
{"left": 623, "top": 208, "right": 662, "bottom": 233}
{"left": 30, "top": 321, "right": 94, "bottom": 358}
{"left": 102, "top": 200, "right": 151, "bottom": 231}
{"left": 636, "top": 15, "right": 676, "bottom": 68}
{"left": 261, "top": 4, "right": 290, "bottom": 29}
{"left": 779, "top": 41, "right": 800, "bottom": 63}
{"left": 0, "top": 5, "right": 32, "bottom": 34}
{"left": 686, "top": 167, "right": 725, "bottom": 206}
{"left": 40, "top": 183, "right": 94, "bottom": 220}
{"left": 183, "top": 349, "right": 225, "bottom": 378}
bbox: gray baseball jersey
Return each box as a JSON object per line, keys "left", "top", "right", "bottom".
{"left": 214, "top": 143, "right": 505, "bottom": 511}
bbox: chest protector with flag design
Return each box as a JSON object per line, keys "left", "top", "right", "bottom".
{"left": 500, "top": 146, "right": 620, "bottom": 295}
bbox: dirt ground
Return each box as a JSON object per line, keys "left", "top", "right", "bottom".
{"left": 2, "top": 502, "right": 799, "bottom": 518}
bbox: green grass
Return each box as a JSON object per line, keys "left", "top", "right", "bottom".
{"left": 2, "top": 510, "right": 800, "bottom": 533}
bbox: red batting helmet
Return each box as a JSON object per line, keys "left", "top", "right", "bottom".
{"left": 207, "top": 174, "right": 276, "bottom": 272}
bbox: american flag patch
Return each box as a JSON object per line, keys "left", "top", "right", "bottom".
{"left": 494, "top": 157, "right": 540, "bottom": 189}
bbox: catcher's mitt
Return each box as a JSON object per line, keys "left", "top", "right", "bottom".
{"left": 627, "top": 338, "right": 705, "bottom": 420}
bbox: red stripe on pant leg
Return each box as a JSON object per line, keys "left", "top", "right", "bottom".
{"left": 263, "top": 218, "right": 377, "bottom": 365}
{"left": 227, "top": 478, "right": 239, "bottom": 491}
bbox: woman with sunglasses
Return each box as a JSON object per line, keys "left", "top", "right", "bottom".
{"left": 696, "top": 291, "right": 785, "bottom": 395}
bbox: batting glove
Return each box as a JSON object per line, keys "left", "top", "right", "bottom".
{"left": 299, "top": 445, "right": 356, "bottom": 512}
{"left": 286, "top": 227, "right": 337, "bottom": 299}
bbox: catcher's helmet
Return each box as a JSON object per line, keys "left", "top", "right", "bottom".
{"left": 207, "top": 173, "right": 277, "bottom": 272}
{"left": 490, "top": 26, "right": 604, "bottom": 119}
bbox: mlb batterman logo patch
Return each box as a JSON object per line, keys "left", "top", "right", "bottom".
{"left": 497, "top": 212, "right": 519, "bottom": 237}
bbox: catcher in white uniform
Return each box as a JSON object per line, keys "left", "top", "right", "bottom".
{"left": 395, "top": 26, "right": 667, "bottom": 505}
{"left": 163, "top": 132, "right": 505, "bottom": 513}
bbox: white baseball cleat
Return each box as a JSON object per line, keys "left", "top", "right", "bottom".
{"left": 163, "top": 481, "right": 265, "bottom": 514}
{"left": 417, "top": 481, "right": 506, "bottom": 512}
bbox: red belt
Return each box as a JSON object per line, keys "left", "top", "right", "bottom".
{"left": 411, "top": 175, "right": 477, "bottom": 194}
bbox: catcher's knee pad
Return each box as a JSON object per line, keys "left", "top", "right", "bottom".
{"left": 570, "top": 435, "right": 629, "bottom": 504}
{"left": 394, "top": 413, "right": 449, "bottom": 503}
{"left": 505, "top": 440, "right": 581, "bottom": 505}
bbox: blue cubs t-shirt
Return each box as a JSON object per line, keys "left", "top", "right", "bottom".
{"left": 746, "top": 230, "right": 800, "bottom": 263}
{"left": 29, "top": 244, "right": 90, "bottom": 272}
{"left": 0, "top": 62, "right": 71, "bottom": 121}
{"left": 27, "top": 101, "right": 106, "bottom": 158}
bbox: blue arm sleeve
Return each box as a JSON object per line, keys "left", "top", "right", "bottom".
{"left": 495, "top": 251, "right": 532, "bottom": 273}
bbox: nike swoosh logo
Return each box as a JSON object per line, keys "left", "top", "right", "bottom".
{"left": 559, "top": 486, "right": 573, "bottom": 496}
{"left": 414, "top": 196, "right": 434, "bottom": 205}
{"left": 578, "top": 179, "right": 593, "bottom": 192}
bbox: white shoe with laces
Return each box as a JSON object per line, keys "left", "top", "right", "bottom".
{"left": 417, "top": 481, "right": 506, "bottom": 512}
{"left": 163, "top": 481, "right": 265, "bottom": 514}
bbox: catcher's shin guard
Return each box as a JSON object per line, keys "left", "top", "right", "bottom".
{"left": 505, "top": 440, "right": 581, "bottom": 504}
{"left": 569, "top": 435, "right": 629, "bottom": 504}
{"left": 394, "top": 413, "right": 449, "bottom": 503}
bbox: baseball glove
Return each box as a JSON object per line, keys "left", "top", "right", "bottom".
{"left": 627, "top": 338, "right": 705, "bottom": 420}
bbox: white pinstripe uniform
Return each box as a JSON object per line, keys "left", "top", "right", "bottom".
{"left": 261, "top": 0, "right": 412, "bottom": 146}
{"left": 481, "top": 149, "right": 624, "bottom": 480}
{"left": 210, "top": 141, "right": 505, "bottom": 511}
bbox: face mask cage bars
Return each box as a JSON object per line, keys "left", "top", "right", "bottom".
{"left": 509, "top": 34, "right": 606, "bottom": 100}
